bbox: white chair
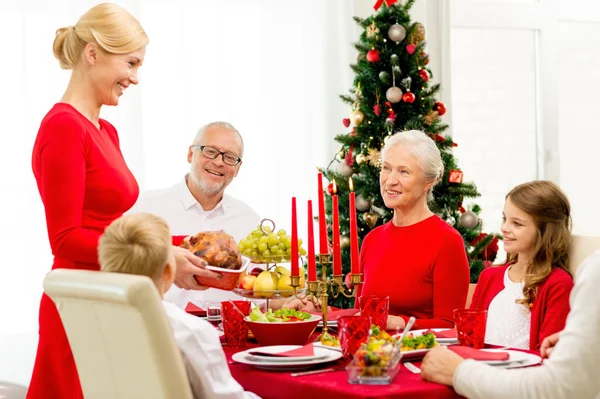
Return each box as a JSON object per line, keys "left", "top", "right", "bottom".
{"left": 569, "top": 234, "right": 600, "bottom": 275}
{"left": 43, "top": 269, "right": 193, "bottom": 399}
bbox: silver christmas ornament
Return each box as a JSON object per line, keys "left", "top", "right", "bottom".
{"left": 355, "top": 194, "right": 372, "bottom": 212}
{"left": 460, "top": 211, "right": 479, "bottom": 229}
{"left": 388, "top": 24, "right": 406, "bottom": 43}
{"left": 445, "top": 216, "right": 456, "bottom": 226}
{"left": 386, "top": 87, "right": 403, "bottom": 103}
{"left": 337, "top": 161, "right": 353, "bottom": 177}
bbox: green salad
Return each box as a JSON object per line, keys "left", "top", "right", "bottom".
{"left": 249, "top": 307, "right": 312, "bottom": 322}
{"left": 400, "top": 332, "right": 437, "bottom": 351}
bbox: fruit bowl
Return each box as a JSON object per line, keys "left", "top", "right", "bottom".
{"left": 233, "top": 287, "right": 307, "bottom": 300}
{"left": 193, "top": 256, "right": 251, "bottom": 291}
{"left": 245, "top": 315, "right": 321, "bottom": 346}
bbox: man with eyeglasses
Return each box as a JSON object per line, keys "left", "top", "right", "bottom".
{"left": 130, "top": 121, "right": 260, "bottom": 308}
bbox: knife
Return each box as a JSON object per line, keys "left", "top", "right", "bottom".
{"left": 290, "top": 367, "right": 345, "bottom": 377}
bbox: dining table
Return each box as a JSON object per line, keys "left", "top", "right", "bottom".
{"left": 223, "top": 335, "right": 464, "bottom": 399}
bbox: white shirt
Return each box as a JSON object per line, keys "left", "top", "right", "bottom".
{"left": 484, "top": 266, "right": 531, "bottom": 349}
{"left": 162, "top": 301, "right": 259, "bottom": 399}
{"left": 130, "top": 176, "right": 261, "bottom": 307}
{"left": 454, "top": 250, "right": 600, "bottom": 399}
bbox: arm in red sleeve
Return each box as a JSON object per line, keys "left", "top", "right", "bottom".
{"left": 400, "top": 233, "right": 470, "bottom": 329}
{"left": 535, "top": 271, "right": 573, "bottom": 349}
{"left": 36, "top": 115, "right": 100, "bottom": 264}
{"left": 469, "top": 269, "right": 490, "bottom": 310}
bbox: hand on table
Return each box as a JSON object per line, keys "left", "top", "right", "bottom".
{"left": 421, "top": 346, "right": 464, "bottom": 386}
{"left": 284, "top": 295, "right": 332, "bottom": 313}
{"left": 172, "top": 246, "right": 222, "bottom": 290}
{"left": 540, "top": 331, "right": 561, "bottom": 359}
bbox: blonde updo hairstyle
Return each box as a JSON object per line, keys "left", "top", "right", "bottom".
{"left": 53, "top": 3, "right": 149, "bottom": 69}
{"left": 380, "top": 130, "right": 444, "bottom": 202}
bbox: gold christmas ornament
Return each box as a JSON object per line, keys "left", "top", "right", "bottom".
{"left": 410, "top": 22, "right": 426, "bottom": 45}
{"left": 340, "top": 235, "right": 350, "bottom": 249}
{"left": 366, "top": 22, "right": 380, "bottom": 38}
{"left": 366, "top": 148, "right": 382, "bottom": 167}
{"left": 423, "top": 111, "right": 439, "bottom": 125}
{"left": 350, "top": 109, "right": 365, "bottom": 126}
{"left": 363, "top": 211, "right": 379, "bottom": 229}
{"left": 356, "top": 153, "right": 367, "bottom": 165}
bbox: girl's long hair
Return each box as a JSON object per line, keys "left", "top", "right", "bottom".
{"left": 505, "top": 181, "right": 572, "bottom": 309}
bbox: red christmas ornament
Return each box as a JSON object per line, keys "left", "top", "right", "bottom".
{"left": 434, "top": 134, "right": 445, "bottom": 142}
{"left": 449, "top": 169, "right": 464, "bottom": 183}
{"left": 406, "top": 44, "right": 416, "bottom": 55}
{"left": 373, "top": 104, "right": 381, "bottom": 116}
{"left": 402, "top": 92, "right": 415, "bottom": 103}
{"left": 433, "top": 101, "right": 447, "bottom": 115}
{"left": 421, "top": 51, "right": 430, "bottom": 65}
{"left": 343, "top": 118, "right": 351, "bottom": 127}
{"left": 366, "top": 49, "right": 380, "bottom": 62}
{"left": 470, "top": 233, "right": 499, "bottom": 262}
{"left": 345, "top": 144, "right": 355, "bottom": 166}
{"left": 326, "top": 182, "right": 335, "bottom": 196}
{"left": 418, "top": 69, "right": 430, "bottom": 82}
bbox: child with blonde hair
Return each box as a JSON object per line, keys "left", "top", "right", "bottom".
{"left": 99, "top": 213, "right": 259, "bottom": 399}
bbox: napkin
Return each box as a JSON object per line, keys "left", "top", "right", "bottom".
{"left": 449, "top": 346, "right": 510, "bottom": 361}
{"left": 310, "top": 308, "right": 359, "bottom": 320}
{"left": 185, "top": 302, "right": 206, "bottom": 317}
{"left": 424, "top": 329, "right": 457, "bottom": 339}
{"left": 248, "top": 343, "right": 315, "bottom": 357}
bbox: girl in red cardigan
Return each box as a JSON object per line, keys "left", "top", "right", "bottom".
{"left": 470, "top": 181, "right": 573, "bottom": 350}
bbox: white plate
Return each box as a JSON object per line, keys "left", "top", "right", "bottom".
{"left": 479, "top": 349, "right": 542, "bottom": 368}
{"left": 313, "top": 341, "right": 341, "bottom": 352}
{"left": 245, "top": 346, "right": 329, "bottom": 362}
{"left": 232, "top": 345, "right": 343, "bottom": 371}
{"left": 317, "top": 320, "right": 338, "bottom": 328}
{"left": 399, "top": 348, "right": 430, "bottom": 360}
{"left": 407, "top": 328, "right": 458, "bottom": 344}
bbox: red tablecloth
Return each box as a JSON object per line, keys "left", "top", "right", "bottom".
{"left": 224, "top": 343, "right": 463, "bottom": 399}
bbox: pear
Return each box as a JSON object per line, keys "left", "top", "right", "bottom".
{"left": 275, "top": 266, "right": 291, "bottom": 277}
{"left": 276, "top": 274, "right": 294, "bottom": 297}
{"left": 254, "top": 270, "right": 279, "bottom": 298}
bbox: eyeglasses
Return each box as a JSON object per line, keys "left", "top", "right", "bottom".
{"left": 191, "top": 145, "right": 242, "bottom": 166}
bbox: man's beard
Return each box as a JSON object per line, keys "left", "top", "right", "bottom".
{"left": 192, "top": 170, "right": 226, "bottom": 195}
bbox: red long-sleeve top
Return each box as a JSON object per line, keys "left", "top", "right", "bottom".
{"left": 358, "top": 215, "right": 470, "bottom": 329}
{"left": 470, "top": 264, "right": 573, "bottom": 350}
{"left": 32, "top": 103, "right": 139, "bottom": 270}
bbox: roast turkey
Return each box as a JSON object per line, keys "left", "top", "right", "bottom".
{"left": 181, "top": 230, "right": 242, "bottom": 270}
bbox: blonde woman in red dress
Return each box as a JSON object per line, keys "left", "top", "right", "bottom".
{"left": 29, "top": 4, "right": 217, "bottom": 398}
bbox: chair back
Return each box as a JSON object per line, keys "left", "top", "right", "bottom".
{"left": 43, "top": 269, "right": 193, "bottom": 399}
{"left": 569, "top": 234, "right": 600, "bottom": 275}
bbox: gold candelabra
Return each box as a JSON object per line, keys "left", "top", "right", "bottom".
{"left": 294, "top": 253, "right": 363, "bottom": 342}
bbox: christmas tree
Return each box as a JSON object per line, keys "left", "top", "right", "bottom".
{"left": 322, "top": 0, "right": 499, "bottom": 308}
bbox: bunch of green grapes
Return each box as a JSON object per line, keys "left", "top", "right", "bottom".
{"left": 238, "top": 225, "right": 306, "bottom": 263}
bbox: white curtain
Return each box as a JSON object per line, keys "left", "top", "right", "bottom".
{"left": 0, "top": 0, "right": 357, "bottom": 341}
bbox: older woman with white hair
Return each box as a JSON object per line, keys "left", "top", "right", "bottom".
{"left": 357, "top": 130, "right": 470, "bottom": 330}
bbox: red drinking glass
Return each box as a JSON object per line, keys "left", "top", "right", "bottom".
{"left": 358, "top": 295, "right": 389, "bottom": 331}
{"left": 221, "top": 301, "right": 251, "bottom": 348}
{"left": 338, "top": 315, "right": 372, "bottom": 358}
{"left": 454, "top": 309, "right": 487, "bottom": 349}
